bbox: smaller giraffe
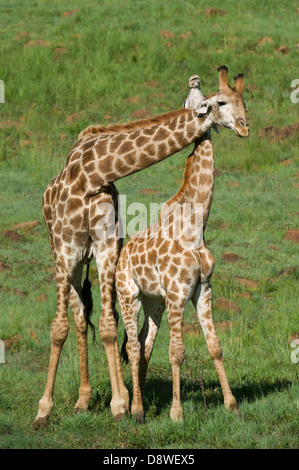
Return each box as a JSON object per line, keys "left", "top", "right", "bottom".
{"left": 115, "top": 69, "right": 248, "bottom": 422}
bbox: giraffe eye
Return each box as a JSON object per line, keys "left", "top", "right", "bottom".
{"left": 217, "top": 101, "right": 227, "bottom": 106}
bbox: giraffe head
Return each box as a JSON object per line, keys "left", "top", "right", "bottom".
{"left": 196, "top": 65, "right": 249, "bottom": 138}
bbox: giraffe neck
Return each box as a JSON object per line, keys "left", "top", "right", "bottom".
{"left": 166, "top": 131, "right": 214, "bottom": 232}
{"left": 83, "top": 108, "right": 213, "bottom": 188}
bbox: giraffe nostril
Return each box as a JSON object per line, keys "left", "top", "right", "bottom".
{"left": 239, "top": 119, "right": 249, "bottom": 128}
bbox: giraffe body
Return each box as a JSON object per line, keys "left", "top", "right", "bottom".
{"left": 115, "top": 68, "right": 248, "bottom": 422}
{"left": 34, "top": 66, "right": 248, "bottom": 428}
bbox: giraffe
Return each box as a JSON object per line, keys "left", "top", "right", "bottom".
{"left": 33, "top": 65, "right": 248, "bottom": 429}
{"left": 115, "top": 68, "right": 248, "bottom": 423}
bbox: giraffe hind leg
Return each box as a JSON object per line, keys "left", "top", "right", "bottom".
{"left": 192, "top": 282, "right": 241, "bottom": 416}
{"left": 138, "top": 296, "right": 164, "bottom": 398}
{"left": 93, "top": 238, "right": 129, "bottom": 421}
{"left": 70, "top": 264, "right": 93, "bottom": 414}
{"left": 33, "top": 267, "right": 71, "bottom": 429}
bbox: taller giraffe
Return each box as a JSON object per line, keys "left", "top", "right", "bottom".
{"left": 116, "top": 71, "right": 248, "bottom": 422}
{"left": 33, "top": 66, "right": 248, "bottom": 428}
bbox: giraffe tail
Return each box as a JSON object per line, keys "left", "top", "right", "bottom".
{"left": 120, "top": 330, "right": 129, "bottom": 364}
{"left": 82, "top": 264, "right": 96, "bottom": 344}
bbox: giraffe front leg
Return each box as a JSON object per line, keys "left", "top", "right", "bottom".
{"left": 33, "top": 272, "right": 70, "bottom": 429}
{"left": 166, "top": 295, "right": 186, "bottom": 422}
{"left": 192, "top": 282, "right": 240, "bottom": 416}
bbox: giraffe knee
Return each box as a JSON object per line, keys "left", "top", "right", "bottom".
{"left": 169, "top": 341, "right": 185, "bottom": 365}
{"left": 51, "top": 318, "right": 69, "bottom": 346}
{"left": 126, "top": 340, "right": 140, "bottom": 364}
{"left": 207, "top": 337, "right": 222, "bottom": 360}
{"left": 74, "top": 314, "right": 88, "bottom": 334}
{"left": 99, "top": 317, "right": 117, "bottom": 343}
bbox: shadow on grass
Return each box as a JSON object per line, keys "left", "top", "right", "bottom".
{"left": 119, "top": 376, "right": 294, "bottom": 418}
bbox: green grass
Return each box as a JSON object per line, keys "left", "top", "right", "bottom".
{"left": 0, "top": 0, "right": 298, "bottom": 449}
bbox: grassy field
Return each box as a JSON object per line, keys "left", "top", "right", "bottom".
{"left": 0, "top": 0, "right": 298, "bottom": 449}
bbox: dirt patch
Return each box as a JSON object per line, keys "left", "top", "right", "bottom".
{"left": 256, "top": 37, "right": 274, "bottom": 46}
{"left": 285, "top": 230, "right": 299, "bottom": 243}
{"left": 126, "top": 96, "right": 140, "bottom": 104}
{"left": 258, "top": 125, "right": 277, "bottom": 138}
{"left": 54, "top": 47, "right": 67, "bottom": 55}
{"left": 280, "top": 157, "right": 298, "bottom": 166}
{"left": 1, "top": 229, "right": 23, "bottom": 242}
{"left": 25, "top": 39, "right": 51, "bottom": 47}
{"left": 214, "top": 168, "right": 222, "bottom": 177}
{"left": 66, "top": 112, "right": 83, "bottom": 123}
{"left": 16, "top": 31, "right": 30, "bottom": 40}
{"left": 14, "top": 289, "right": 27, "bottom": 298}
{"left": 0, "top": 121, "right": 23, "bottom": 129}
{"left": 214, "top": 321, "right": 237, "bottom": 331}
{"left": 159, "top": 30, "right": 175, "bottom": 39}
{"left": 259, "top": 124, "right": 299, "bottom": 142}
{"left": 205, "top": 7, "right": 227, "bottom": 17}
{"left": 12, "top": 220, "right": 40, "bottom": 232}
{"left": 222, "top": 252, "right": 241, "bottom": 263}
{"left": 36, "top": 293, "right": 47, "bottom": 302}
{"left": 62, "top": 9, "right": 79, "bottom": 17}
{"left": 130, "top": 109, "right": 152, "bottom": 119}
{"left": 274, "top": 45, "right": 291, "bottom": 54}
{"left": 235, "top": 277, "right": 259, "bottom": 288}
{"left": 215, "top": 298, "right": 240, "bottom": 313}
{"left": 182, "top": 323, "right": 201, "bottom": 337}
{"left": 144, "top": 80, "right": 159, "bottom": 89}
{"left": 3, "top": 335, "right": 22, "bottom": 349}
{"left": 0, "top": 261, "right": 10, "bottom": 271}
{"left": 238, "top": 292, "right": 251, "bottom": 300}
{"left": 275, "top": 124, "right": 299, "bottom": 142}
{"left": 31, "top": 331, "right": 38, "bottom": 342}
{"left": 141, "top": 188, "right": 159, "bottom": 195}
{"left": 53, "top": 47, "right": 67, "bottom": 61}
{"left": 179, "top": 31, "right": 192, "bottom": 40}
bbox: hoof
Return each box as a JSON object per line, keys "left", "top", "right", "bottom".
{"left": 32, "top": 416, "right": 49, "bottom": 430}
{"left": 170, "top": 407, "right": 183, "bottom": 422}
{"left": 113, "top": 412, "right": 126, "bottom": 422}
{"left": 73, "top": 407, "right": 87, "bottom": 414}
{"left": 134, "top": 413, "right": 144, "bottom": 425}
{"left": 233, "top": 409, "right": 243, "bottom": 419}
{"left": 226, "top": 398, "right": 242, "bottom": 418}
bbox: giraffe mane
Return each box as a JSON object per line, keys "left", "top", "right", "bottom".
{"left": 165, "top": 153, "right": 194, "bottom": 208}
{"left": 78, "top": 108, "right": 190, "bottom": 140}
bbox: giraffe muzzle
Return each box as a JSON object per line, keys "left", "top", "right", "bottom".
{"left": 235, "top": 119, "right": 249, "bottom": 137}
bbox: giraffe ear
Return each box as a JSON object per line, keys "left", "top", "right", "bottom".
{"left": 197, "top": 101, "right": 212, "bottom": 117}
{"left": 233, "top": 73, "right": 245, "bottom": 94}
